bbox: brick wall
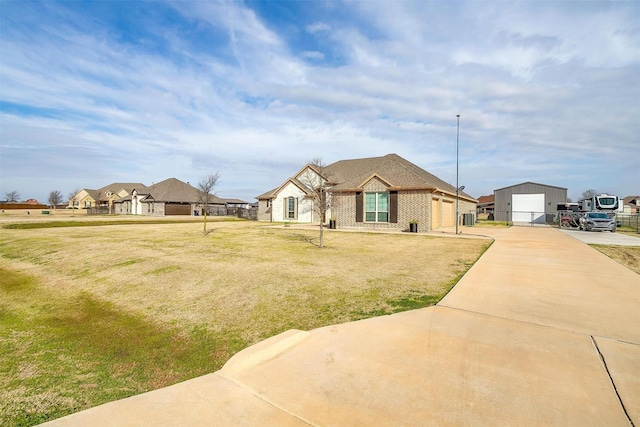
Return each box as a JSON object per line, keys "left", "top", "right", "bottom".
{"left": 330, "top": 177, "right": 476, "bottom": 231}
{"left": 397, "top": 190, "right": 431, "bottom": 231}
{"left": 257, "top": 199, "right": 271, "bottom": 221}
{"left": 331, "top": 193, "right": 355, "bottom": 227}
{"left": 331, "top": 188, "right": 435, "bottom": 231}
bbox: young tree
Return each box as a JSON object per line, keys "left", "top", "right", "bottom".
{"left": 68, "top": 189, "right": 80, "bottom": 216}
{"left": 197, "top": 172, "right": 221, "bottom": 234}
{"left": 5, "top": 191, "right": 20, "bottom": 202}
{"left": 48, "top": 190, "right": 63, "bottom": 210}
{"left": 300, "top": 156, "right": 332, "bottom": 248}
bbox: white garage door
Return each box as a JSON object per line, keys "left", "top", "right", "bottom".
{"left": 512, "top": 194, "right": 545, "bottom": 223}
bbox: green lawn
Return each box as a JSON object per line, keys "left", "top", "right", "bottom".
{"left": 0, "top": 220, "right": 491, "bottom": 425}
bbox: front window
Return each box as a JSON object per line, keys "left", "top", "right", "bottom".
{"left": 365, "top": 192, "right": 389, "bottom": 222}
{"left": 285, "top": 197, "right": 297, "bottom": 219}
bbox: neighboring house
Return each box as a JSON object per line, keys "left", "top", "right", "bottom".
{"left": 70, "top": 189, "right": 99, "bottom": 209}
{"left": 256, "top": 164, "right": 322, "bottom": 224}
{"left": 69, "top": 183, "right": 147, "bottom": 211}
{"left": 622, "top": 196, "right": 640, "bottom": 214}
{"left": 114, "top": 177, "right": 226, "bottom": 216}
{"left": 476, "top": 195, "right": 494, "bottom": 216}
{"left": 257, "top": 153, "right": 477, "bottom": 231}
{"left": 99, "top": 183, "right": 148, "bottom": 213}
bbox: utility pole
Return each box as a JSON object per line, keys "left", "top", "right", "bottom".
{"left": 456, "top": 114, "right": 460, "bottom": 235}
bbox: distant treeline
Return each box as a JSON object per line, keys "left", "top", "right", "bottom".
{"left": 0, "top": 203, "right": 49, "bottom": 210}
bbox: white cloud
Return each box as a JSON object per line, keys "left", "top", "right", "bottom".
{"left": 1, "top": 1, "right": 638, "bottom": 203}
{"left": 301, "top": 50, "right": 325, "bottom": 60}
{"left": 307, "top": 22, "right": 331, "bottom": 34}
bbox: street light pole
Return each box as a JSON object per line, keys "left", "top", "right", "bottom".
{"left": 455, "top": 114, "right": 460, "bottom": 235}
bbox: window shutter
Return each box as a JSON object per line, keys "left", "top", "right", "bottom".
{"left": 294, "top": 198, "right": 298, "bottom": 220}
{"left": 355, "top": 192, "right": 363, "bottom": 222}
{"left": 283, "top": 198, "right": 287, "bottom": 220}
{"left": 389, "top": 191, "right": 398, "bottom": 223}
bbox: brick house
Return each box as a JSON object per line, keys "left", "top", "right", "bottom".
{"left": 476, "top": 195, "right": 495, "bottom": 217}
{"left": 113, "top": 178, "right": 226, "bottom": 216}
{"left": 257, "top": 154, "right": 477, "bottom": 231}
{"left": 69, "top": 183, "right": 147, "bottom": 212}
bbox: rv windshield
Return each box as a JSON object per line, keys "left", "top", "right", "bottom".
{"left": 596, "top": 197, "right": 616, "bottom": 206}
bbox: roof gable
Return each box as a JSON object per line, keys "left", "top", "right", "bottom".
{"left": 98, "top": 182, "right": 148, "bottom": 194}
{"left": 494, "top": 181, "right": 567, "bottom": 192}
{"left": 275, "top": 178, "right": 313, "bottom": 197}
{"left": 357, "top": 173, "right": 394, "bottom": 189}
{"left": 294, "top": 164, "right": 326, "bottom": 182}
{"left": 256, "top": 168, "right": 320, "bottom": 200}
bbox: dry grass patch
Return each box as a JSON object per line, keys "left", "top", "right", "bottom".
{"left": 1, "top": 220, "right": 491, "bottom": 425}
{"left": 591, "top": 244, "right": 640, "bottom": 275}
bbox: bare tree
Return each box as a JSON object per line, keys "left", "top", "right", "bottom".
{"left": 300, "top": 156, "right": 332, "bottom": 248}
{"left": 5, "top": 191, "right": 20, "bottom": 202}
{"left": 48, "top": 190, "right": 63, "bottom": 210}
{"left": 95, "top": 191, "right": 102, "bottom": 209}
{"left": 68, "top": 189, "right": 80, "bottom": 216}
{"left": 197, "top": 172, "right": 221, "bottom": 234}
{"left": 580, "top": 189, "right": 599, "bottom": 201}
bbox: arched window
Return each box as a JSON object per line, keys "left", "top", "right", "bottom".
{"left": 284, "top": 197, "right": 298, "bottom": 220}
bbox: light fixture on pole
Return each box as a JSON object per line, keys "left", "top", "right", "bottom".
{"left": 455, "top": 114, "right": 460, "bottom": 235}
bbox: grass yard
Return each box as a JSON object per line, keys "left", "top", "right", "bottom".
{"left": 0, "top": 219, "right": 491, "bottom": 426}
{"left": 591, "top": 244, "right": 640, "bottom": 275}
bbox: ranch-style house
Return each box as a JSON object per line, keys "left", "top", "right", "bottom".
{"left": 256, "top": 153, "right": 477, "bottom": 232}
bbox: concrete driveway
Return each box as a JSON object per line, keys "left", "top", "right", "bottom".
{"left": 559, "top": 228, "right": 640, "bottom": 246}
{"left": 41, "top": 226, "right": 639, "bottom": 426}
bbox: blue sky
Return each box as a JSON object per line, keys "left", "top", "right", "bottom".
{"left": 1, "top": 0, "right": 638, "bottom": 204}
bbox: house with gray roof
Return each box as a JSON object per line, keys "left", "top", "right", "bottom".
{"left": 622, "top": 195, "right": 640, "bottom": 215}
{"left": 69, "top": 183, "right": 148, "bottom": 212}
{"left": 114, "top": 178, "right": 226, "bottom": 216}
{"left": 256, "top": 154, "right": 477, "bottom": 231}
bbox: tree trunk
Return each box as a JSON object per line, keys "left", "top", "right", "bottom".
{"left": 203, "top": 209, "right": 207, "bottom": 234}
{"left": 319, "top": 221, "right": 324, "bottom": 248}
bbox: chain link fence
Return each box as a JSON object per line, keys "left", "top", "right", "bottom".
{"left": 488, "top": 210, "right": 640, "bottom": 233}
{"left": 487, "top": 210, "right": 555, "bottom": 227}
{"left": 616, "top": 213, "right": 640, "bottom": 233}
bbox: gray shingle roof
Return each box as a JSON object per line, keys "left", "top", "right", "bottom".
{"left": 98, "top": 182, "right": 148, "bottom": 194}
{"left": 146, "top": 178, "right": 225, "bottom": 204}
{"left": 257, "top": 154, "right": 476, "bottom": 201}
{"left": 327, "top": 154, "right": 474, "bottom": 199}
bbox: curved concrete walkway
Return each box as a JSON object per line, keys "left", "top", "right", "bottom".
{"left": 41, "top": 227, "right": 639, "bottom": 426}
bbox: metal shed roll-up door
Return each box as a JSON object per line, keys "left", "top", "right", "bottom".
{"left": 512, "top": 194, "right": 545, "bottom": 223}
